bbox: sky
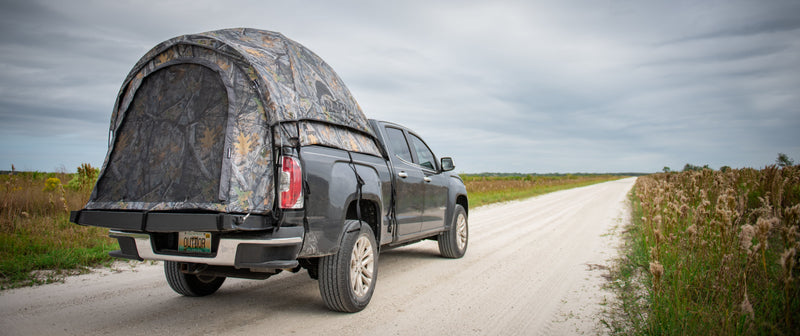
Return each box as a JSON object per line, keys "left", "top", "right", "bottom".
{"left": 1, "top": 0, "right": 798, "bottom": 174}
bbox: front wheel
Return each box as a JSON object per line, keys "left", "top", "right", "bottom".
{"left": 318, "top": 221, "right": 378, "bottom": 312}
{"left": 438, "top": 204, "right": 468, "bottom": 258}
{"left": 164, "top": 261, "right": 226, "bottom": 297}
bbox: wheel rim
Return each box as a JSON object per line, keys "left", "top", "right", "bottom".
{"left": 456, "top": 213, "right": 467, "bottom": 250}
{"left": 350, "top": 235, "right": 374, "bottom": 298}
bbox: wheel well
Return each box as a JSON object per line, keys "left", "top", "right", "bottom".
{"left": 346, "top": 200, "right": 380, "bottom": 241}
{"left": 457, "top": 195, "right": 468, "bottom": 216}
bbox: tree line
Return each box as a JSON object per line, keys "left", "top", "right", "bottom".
{"left": 663, "top": 153, "right": 796, "bottom": 173}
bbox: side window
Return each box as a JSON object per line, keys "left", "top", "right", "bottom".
{"left": 409, "top": 134, "right": 436, "bottom": 171}
{"left": 385, "top": 127, "right": 413, "bottom": 162}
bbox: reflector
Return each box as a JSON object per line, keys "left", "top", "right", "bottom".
{"left": 280, "top": 156, "right": 303, "bottom": 209}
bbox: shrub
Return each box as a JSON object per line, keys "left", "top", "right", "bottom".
{"left": 42, "top": 178, "right": 62, "bottom": 192}
{"left": 65, "top": 163, "right": 99, "bottom": 191}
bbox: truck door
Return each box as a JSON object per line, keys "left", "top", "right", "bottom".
{"left": 384, "top": 127, "right": 424, "bottom": 236}
{"left": 407, "top": 133, "right": 448, "bottom": 232}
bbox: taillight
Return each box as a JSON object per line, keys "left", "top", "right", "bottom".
{"left": 279, "top": 156, "right": 303, "bottom": 209}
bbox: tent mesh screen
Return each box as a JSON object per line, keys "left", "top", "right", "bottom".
{"left": 95, "top": 64, "right": 228, "bottom": 204}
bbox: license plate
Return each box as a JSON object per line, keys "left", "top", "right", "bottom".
{"left": 178, "top": 231, "right": 212, "bottom": 253}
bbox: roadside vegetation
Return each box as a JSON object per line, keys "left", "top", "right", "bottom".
{"left": 463, "top": 173, "right": 629, "bottom": 207}
{"left": 1, "top": 164, "right": 116, "bottom": 289}
{"left": 609, "top": 163, "right": 799, "bottom": 335}
{"left": 1, "top": 164, "right": 627, "bottom": 289}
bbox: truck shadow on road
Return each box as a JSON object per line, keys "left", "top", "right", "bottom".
{"left": 142, "top": 241, "right": 451, "bottom": 322}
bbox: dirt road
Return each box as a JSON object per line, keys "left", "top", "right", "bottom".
{"left": 0, "top": 177, "right": 636, "bottom": 335}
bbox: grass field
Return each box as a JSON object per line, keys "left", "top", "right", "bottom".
{"left": 609, "top": 166, "right": 800, "bottom": 335}
{"left": 0, "top": 168, "right": 625, "bottom": 289}
{"left": 0, "top": 165, "right": 117, "bottom": 289}
{"left": 463, "top": 173, "right": 626, "bottom": 208}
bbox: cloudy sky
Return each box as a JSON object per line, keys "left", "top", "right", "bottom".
{"left": 1, "top": 0, "right": 798, "bottom": 173}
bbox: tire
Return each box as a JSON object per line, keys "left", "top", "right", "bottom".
{"left": 318, "top": 221, "right": 378, "bottom": 312}
{"left": 438, "top": 204, "right": 468, "bottom": 258}
{"left": 164, "top": 261, "right": 226, "bottom": 297}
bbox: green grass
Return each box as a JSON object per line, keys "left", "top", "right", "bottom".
{"left": 1, "top": 233, "right": 116, "bottom": 287}
{"left": 1, "top": 166, "right": 118, "bottom": 289}
{"left": 464, "top": 174, "right": 626, "bottom": 208}
{"left": 603, "top": 189, "right": 651, "bottom": 334}
{"left": 0, "top": 213, "right": 118, "bottom": 289}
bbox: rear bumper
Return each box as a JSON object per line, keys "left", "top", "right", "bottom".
{"left": 109, "top": 226, "right": 304, "bottom": 270}
{"left": 71, "top": 210, "right": 278, "bottom": 232}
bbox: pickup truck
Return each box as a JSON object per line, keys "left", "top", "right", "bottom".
{"left": 70, "top": 28, "right": 468, "bottom": 312}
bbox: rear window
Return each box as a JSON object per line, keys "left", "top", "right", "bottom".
{"left": 385, "top": 127, "right": 413, "bottom": 163}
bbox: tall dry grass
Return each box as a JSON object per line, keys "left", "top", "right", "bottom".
{"left": 1, "top": 165, "right": 116, "bottom": 288}
{"left": 620, "top": 166, "right": 799, "bottom": 334}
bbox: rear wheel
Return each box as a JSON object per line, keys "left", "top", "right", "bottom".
{"left": 438, "top": 204, "right": 468, "bottom": 258}
{"left": 319, "top": 222, "right": 378, "bottom": 312}
{"left": 164, "top": 261, "right": 226, "bottom": 297}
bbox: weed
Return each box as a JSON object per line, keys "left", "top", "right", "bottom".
{"left": 0, "top": 164, "right": 116, "bottom": 289}
{"left": 610, "top": 166, "right": 800, "bottom": 335}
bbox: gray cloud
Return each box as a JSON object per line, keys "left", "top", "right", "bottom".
{"left": 1, "top": 0, "right": 798, "bottom": 173}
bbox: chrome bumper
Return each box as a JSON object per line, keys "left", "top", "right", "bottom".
{"left": 109, "top": 229, "right": 303, "bottom": 269}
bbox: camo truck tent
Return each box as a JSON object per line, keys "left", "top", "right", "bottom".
{"left": 86, "top": 28, "right": 380, "bottom": 214}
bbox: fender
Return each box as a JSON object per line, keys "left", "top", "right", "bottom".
{"left": 443, "top": 174, "right": 469, "bottom": 231}
{"left": 332, "top": 163, "right": 384, "bottom": 252}
{"left": 297, "top": 145, "right": 389, "bottom": 258}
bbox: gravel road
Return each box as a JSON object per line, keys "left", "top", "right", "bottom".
{"left": 0, "top": 177, "right": 636, "bottom": 335}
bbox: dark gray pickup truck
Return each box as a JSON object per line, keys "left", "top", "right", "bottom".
{"left": 70, "top": 28, "right": 468, "bottom": 312}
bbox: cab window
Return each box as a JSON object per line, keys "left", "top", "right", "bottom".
{"left": 385, "top": 127, "right": 413, "bottom": 162}
{"left": 409, "top": 134, "right": 436, "bottom": 171}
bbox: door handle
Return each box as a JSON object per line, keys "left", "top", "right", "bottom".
{"left": 398, "top": 172, "right": 408, "bottom": 178}
{"left": 424, "top": 177, "right": 432, "bottom": 183}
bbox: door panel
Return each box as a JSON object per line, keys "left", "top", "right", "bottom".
{"left": 407, "top": 133, "right": 447, "bottom": 231}
{"left": 421, "top": 172, "right": 448, "bottom": 231}
{"left": 384, "top": 127, "right": 424, "bottom": 236}
{"left": 393, "top": 163, "right": 425, "bottom": 236}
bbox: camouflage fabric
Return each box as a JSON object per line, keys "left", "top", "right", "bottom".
{"left": 86, "top": 28, "right": 380, "bottom": 214}
{"left": 282, "top": 121, "right": 382, "bottom": 157}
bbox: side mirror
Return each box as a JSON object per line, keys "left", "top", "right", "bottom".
{"left": 441, "top": 157, "right": 455, "bottom": 172}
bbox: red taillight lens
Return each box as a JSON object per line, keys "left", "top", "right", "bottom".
{"left": 279, "top": 156, "right": 303, "bottom": 209}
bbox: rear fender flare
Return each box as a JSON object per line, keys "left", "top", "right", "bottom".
{"left": 300, "top": 157, "right": 383, "bottom": 258}
{"left": 337, "top": 191, "right": 381, "bottom": 246}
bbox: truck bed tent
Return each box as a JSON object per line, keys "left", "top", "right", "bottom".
{"left": 86, "top": 28, "right": 380, "bottom": 214}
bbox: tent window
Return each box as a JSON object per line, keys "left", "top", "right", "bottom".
{"left": 95, "top": 64, "right": 228, "bottom": 203}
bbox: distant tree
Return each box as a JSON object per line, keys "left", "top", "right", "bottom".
{"left": 663, "top": 166, "right": 671, "bottom": 173}
{"left": 720, "top": 166, "right": 731, "bottom": 172}
{"left": 776, "top": 153, "right": 795, "bottom": 167}
{"left": 681, "top": 163, "right": 711, "bottom": 172}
